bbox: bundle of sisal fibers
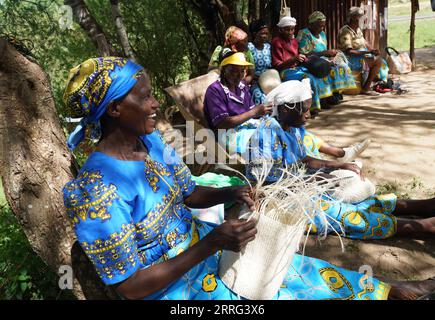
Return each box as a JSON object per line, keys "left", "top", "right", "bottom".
{"left": 218, "top": 160, "right": 344, "bottom": 300}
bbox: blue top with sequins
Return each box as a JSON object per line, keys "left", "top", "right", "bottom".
{"left": 63, "top": 131, "right": 196, "bottom": 285}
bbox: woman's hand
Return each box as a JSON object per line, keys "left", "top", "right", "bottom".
{"left": 204, "top": 218, "right": 257, "bottom": 253}
{"left": 340, "top": 162, "right": 363, "bottom": 178}
{"left": 297, "top": 54, "right": 308, "bottom": 63}
{"left": 323, "top": 50, "right": 338, "bottom": 57}
{"left": 232, "top": 185, "right": 255, "bottom": 211}
{"left": 252, "top": 103, "right": 273, "bottom": 118}
{"left": 369, "top": 49, "right": 380, "bottom": 56}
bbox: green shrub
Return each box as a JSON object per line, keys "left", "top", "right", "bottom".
{"left": 0, "top": 205, "right": 75, "bottom": 300}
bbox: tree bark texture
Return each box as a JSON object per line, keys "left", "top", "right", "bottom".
{"left": 0, "top": 39, "right": 117, "bottom": 299}
{"left": 64, "top": 0, "right": 117, "bottom": 56}
{"left": 110, "top": 0, "right": 137, "bottom": 61}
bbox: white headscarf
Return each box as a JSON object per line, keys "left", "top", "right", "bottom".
{"left": 265, "top": 79, "right": 312, "bottom": 117}
{"left": 277, "top": 16, "right": 297, "bottom": 28}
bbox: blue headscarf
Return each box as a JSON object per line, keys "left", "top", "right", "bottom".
{"left": 63, "top": 57, "right": 144, "bottom": 151}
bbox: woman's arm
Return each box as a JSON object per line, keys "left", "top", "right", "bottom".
{"left": 184, "top": 185, "right": 255, "bottom": 211}
{"left": 114, "top": 218, "right": 257, "bottom": 300}
{"left": 213, "top": 104, "right": 272, "bottom": 129}
{"left": 345, "top": 48, "right": 365, "bottom": 56}
{"left": 302, "top": 156, "right": 361, "bottom": 175}
{"left": 276, "top": 56, "right": 302, "bottom": 71}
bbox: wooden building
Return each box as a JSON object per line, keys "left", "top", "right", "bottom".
{"left": 283, "top": 0, "right": 389, "bottom": 55}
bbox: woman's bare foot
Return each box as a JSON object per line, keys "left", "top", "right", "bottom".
{"left": 388, "top": 278, "right": 435, "bottom": 300}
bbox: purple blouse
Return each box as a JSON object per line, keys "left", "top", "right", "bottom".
{"left": 204, "top": 79, "right": 255, "bottom": 128}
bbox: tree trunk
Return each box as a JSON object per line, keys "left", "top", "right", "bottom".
{"left": 0, "top": 39, "right": 117, "bottom": 300}
{"left": 110, "top": 0, "right": 137, "bottom": 61}
{"left": 64, "top": 0, "right": 117, "bottom": 56}
{"left": 220, "top": 0, "right": 248, "bottom": 31}
{"left": 410, "top": 0, "right": 419, "bottom": 70}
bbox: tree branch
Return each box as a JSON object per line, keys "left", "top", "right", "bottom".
{"left": 110, "top": 0, "right": 137, "bottom": 61}
{"left": 64, "top": 0, "right": 116, "bottom": 56}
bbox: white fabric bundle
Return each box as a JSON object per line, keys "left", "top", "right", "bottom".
{"left": 265, "top": 79, "right": 312, "bottom": 117}
{"left": 218, "top": 163, "right": 341, "bottom": 300}
{"left": 189, "top": 204, "right": 225, "bottom": 225}
{"left": 329, "top": 169, "right": 376, "bottom": 203}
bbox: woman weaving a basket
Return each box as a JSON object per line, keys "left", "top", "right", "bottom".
{"left": 63, "top": 57, "right": 435, "bottom": 300}
{"left": 204, "top": 50, "right": 273, "bottom": 155}
{"left": 248, "top": 79, "right": 435, "bottom": 240}
{"left": 296, "top": 11, "right": 356, "bottom": 106}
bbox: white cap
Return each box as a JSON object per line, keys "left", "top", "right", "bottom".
{"left": 265, "top": 79, "right": 312, "bottom": 117}
{"left": 277, "top": 16, "right": 297, "bottom": 28}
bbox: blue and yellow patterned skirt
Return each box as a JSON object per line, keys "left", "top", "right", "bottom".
{"left": 347, "top": 54, "right": 389, "bottom": 84}
{"left": 281, "top": 64, "right": 356, "bottom": 112}
{"left": 309, "top": 194, "right": 398, "bottom": 240}
{"left": 144, "top": 218, "right": 391, "bottom": 300}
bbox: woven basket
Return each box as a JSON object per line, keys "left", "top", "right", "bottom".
{"left": 219, "top": 212, "right": 305, "bottom": 300}
{"left": 330, "top": 169, "right": 376, "bottom": 203}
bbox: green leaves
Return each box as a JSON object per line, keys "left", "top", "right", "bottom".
{"left": 0, "top": 207, "right": 75, "bottom": 300}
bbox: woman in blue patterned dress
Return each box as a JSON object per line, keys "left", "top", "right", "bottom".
{"left": 297, "top": 11, "right": 356, "bottom": 105}
{"left": 62, "top": 57, "right": 435, "bottom": 300}
{"left": 248, "top": 80, "right": 435, "bottom": 241}
{"left": 247, "top": 19, "right": 272, "bottom": 105}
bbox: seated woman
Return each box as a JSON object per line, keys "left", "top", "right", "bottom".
{"left": 203, "top": 50, "right": 272, "bottom": 155}
{"left": 338, "top": 7, "right": 389, "bottom": 96}
{"left": 63, "top": 57, "right": 435, "bottom": 300}
{"left": 297, "top": 11, "right": 356, "bottom": 106}
{"left": 208, "top": 26, "right": 255, "bottom": 84}
{"left": 271, "top": 16, "right": 326, "bottom": 116}
{"left": 248, "top": 79, "right": 435, "bottom": 241}
{"left": 247, "top": 19, "right": 273, "bottom": 105}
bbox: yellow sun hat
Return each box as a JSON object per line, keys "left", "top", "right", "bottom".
{"left": 220, "top": 52, "right": 253, "bottom": 67}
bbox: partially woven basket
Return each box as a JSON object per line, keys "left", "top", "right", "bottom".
{"left": 218, "top": 163, "right": 337, "bottom": 300}
{"left": 219, "top": 211, "right": 305, "bottom": 300}
{"left": 329, "top": 169, "right": 376, "bottom": 203}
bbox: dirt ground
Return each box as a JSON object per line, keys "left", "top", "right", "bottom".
{"left": 304, "top": 47, "right": 435, "bottom": 282}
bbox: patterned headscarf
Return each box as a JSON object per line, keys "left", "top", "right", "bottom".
{"left": 308, "top": 11, "right": 326, "bottom": 24}
{"left": 63, "top": 57, "right": 144, "bottom": 151}
{"left": 224, "top": 26, "right": 248, "bottom": 46}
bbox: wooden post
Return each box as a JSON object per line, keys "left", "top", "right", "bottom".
{"left": 410, "top": 0, "right": 419, "bottom": 70}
